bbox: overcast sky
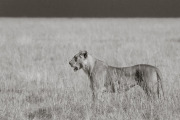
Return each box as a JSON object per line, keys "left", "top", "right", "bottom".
{"left": 0, "top": 0, "right": 180, "bottom": 17}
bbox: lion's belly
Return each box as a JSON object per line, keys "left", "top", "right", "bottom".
{"left": 116, "top": 76, "right": 137, "bottom": 92}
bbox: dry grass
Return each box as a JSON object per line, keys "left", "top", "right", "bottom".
{"left": 0, "top": 18, "right": 180, "bottom": 120}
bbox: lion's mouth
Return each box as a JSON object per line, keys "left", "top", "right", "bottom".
{"left": 74, "top": 67, "right": 78, "bottom": 72}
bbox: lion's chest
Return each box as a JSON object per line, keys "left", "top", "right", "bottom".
{"left": 92, "top": 71, "right": 107, "bottom": 89}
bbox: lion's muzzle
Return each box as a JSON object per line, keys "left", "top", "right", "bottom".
{"left": 69, "top": 61, "right": 78, "bottom": 72}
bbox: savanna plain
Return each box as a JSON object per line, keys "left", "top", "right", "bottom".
{"left": 0, "top": 18, "right": 180, "bottom": 120}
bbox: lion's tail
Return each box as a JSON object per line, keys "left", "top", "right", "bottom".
{"left": 156, "top": 68, "right": 165, "bottom": 99}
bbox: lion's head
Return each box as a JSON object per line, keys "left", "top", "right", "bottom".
{"left": 69, "top": 50, "right": 88, "bottom": 72}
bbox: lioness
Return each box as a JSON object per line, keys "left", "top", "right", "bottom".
{"left": 69, "top": 50, "right": 164, "bottom": 101}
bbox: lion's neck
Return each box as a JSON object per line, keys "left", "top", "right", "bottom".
{"left": 82, "top": 55, "right": 95, "bottom": 77}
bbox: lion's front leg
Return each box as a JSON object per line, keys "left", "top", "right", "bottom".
{"left": 90, "top": 82, "right": 105, "bottom": 102}
{"left": 92, "top": 91, "right": 96, "bottom": 101}
{"left": 92, "top": 87, "right": 109, "bottom": 103}
{"left": 90, "top": 71, "right": 108, "bottom": 102}
{"left": 92, "top": 90, "right": 102, "bottom": 102}
{"left": 89, "top": 78, "right": 97, "bottom": 102}
{"left": 89, "top": 90, "right": 99, "bottom": 102}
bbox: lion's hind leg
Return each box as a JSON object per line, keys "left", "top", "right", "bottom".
{"left": 143, "top": 71, "right": 159, "bottom": 100}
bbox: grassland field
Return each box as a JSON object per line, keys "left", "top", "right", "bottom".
{"left": 0, "top": 18, "right": 180, "bottom": 120}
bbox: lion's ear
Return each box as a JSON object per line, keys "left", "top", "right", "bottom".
{"left": 80, "top": 50, "right": 88, "bottom": 58}
{"left": 83, "top": 50, "right": 87, "bottom": 58}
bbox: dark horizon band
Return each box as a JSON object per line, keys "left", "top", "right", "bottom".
{"left": 0, "top": 0, "right": 180, "bottom": 17}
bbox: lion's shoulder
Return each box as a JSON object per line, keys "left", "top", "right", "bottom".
{"left": 92, "top": 59, "right": 108, "bottom": 74}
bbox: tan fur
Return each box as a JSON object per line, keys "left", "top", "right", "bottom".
{"left": 69, "top": 51, "right": 164, "bottom": 101}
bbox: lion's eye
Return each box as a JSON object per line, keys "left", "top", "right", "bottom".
{"left": 74, "top": 57, "right": 77, "bottom": 62}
